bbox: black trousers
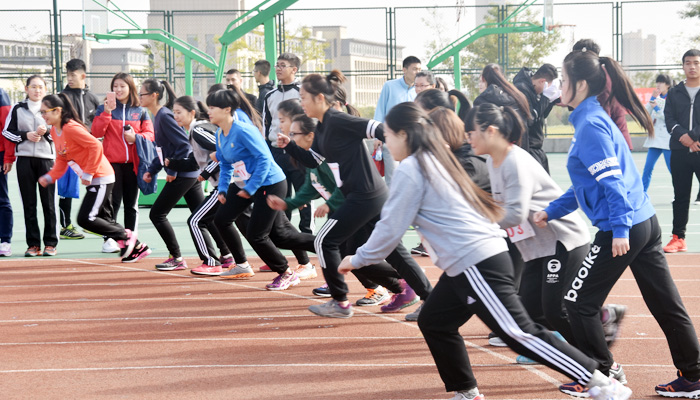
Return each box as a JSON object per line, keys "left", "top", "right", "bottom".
{"left": 187, "top": 190, "right": 233, "bottom": 266}
{"left": 670, "top": 149, "right": 700, "bottom": 238}
{"left": 149, "top": 176, "right": 204, "bottom": 259}
{"left": 518, "top": 242, "right": 589, "bottom": 345}
{"left": 215, "top": 181, "right": 311, "bottom": 274}
{"left": 315, "top": 191, "right": 432, "bottom": 302}
{"left": 0, "top": 151, "right": 12, "bottom": 242}
{"left": 271, "top": 147, "right": 312, "bottom": 234}
{"left": 77, "top": 183, "right": 127, "bottom": 241}
{"left": 564, "top": 215, "right": 700, "bottom": 379}
{"left": 418, "top": 252, "right": 598, "bottom": 393}
{"left": 111, "top": 162, "right": 139, "bottom": 231}
{"left": 17, "top": 157, "right": 58, "bottom": 247}
{"left": 59, "top": 197, "right": 73, "bottom": 228}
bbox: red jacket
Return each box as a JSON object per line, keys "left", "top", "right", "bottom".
{"left": 91, "top": 101, "right": 154, "bottom": 175}
{"left": 0, "top": 88, "right": 14, "bottom": 164}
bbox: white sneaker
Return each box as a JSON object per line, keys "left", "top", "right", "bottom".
{"left": 102, "top": 238, "right": 120, "bottom": 253}
{"left": 295, "top": 263, "right": 317, "bottom": 280}
{"left": 0, "top": 242, "right": 11, "bottom": 257}
{"left": 589, "top": 378, "right": 632, "bottom": 400}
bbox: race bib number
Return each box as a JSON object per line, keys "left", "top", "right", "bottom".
{"left": 505, "top": 220, "right": 536, "bottom": 243}
{"left": 328, "top": 162, "right": 343, "bottom": 187}
{"left": 68, "top": 161, "right": 83, "bottom": 176}
{"left": 233, "top": 160, "right": 251, "bottom": 180}
{"left": 310, "top": 173, "right": 331, "bottom": 200}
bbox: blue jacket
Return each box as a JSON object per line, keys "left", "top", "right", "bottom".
{"left": 216, "top": 113, "right": 285, "bottom": 195}
{"left": 148, "top": 107, "right": 198, "bottom": 179}
{"left": 544, "top": 96, "right": 655, "bottom": 239}
{"left": 135, "top": 134, "right": 158, "bottom": 195}
{"left": 373, "top": 77, "right": 416, "bottom": 122}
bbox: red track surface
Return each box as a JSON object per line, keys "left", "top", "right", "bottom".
{"left": 2, "top": 254, "right": 699, "bottom": 399}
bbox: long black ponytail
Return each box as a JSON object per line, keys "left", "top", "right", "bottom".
{"left": 142, "top": 79, "right": 177, "bottom": 110}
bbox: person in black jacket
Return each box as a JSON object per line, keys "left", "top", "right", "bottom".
{"left": 473, "top": 64, "right": 531, "bottom": 152}
{"left": 253, "top": 60, "right": 275, "bottom": 114}
{"left": 58, "top": 58, "right": 101, "bottom": 240}
{"left": 663, "top": 49, "right": 700, "bottom": 254}
{"left": 512, "top": 64, "right": 560, "bottom": 173}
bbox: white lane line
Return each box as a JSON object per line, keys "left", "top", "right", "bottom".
{"left": 0, "top": 337, "right": 426, "bottom": 346}
{"left": 0, "top": 297, "right": 316, "bottom": 304}
{"left": 0, "top": 282, "right": 213, "bottom": 288}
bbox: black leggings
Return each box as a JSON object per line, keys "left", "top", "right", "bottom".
{"left": 563, "top": 215, "right": 700, "bottom": 379}
{"left": 315, "top": 191, "right": 431, "bottom": 302}
{"left": 111, "top": 162, "right": 139, "bottom": 231}
{"left": 418, "top": 252, "right": 598, "bottom": 392}
{"left": 17, "top": 157, "right": 58, "bottom": 247}
{"left": 518, "top": 242, "right": 589, "bottom": 345}
{"left": 149, "top": 177, "right": 204, "bottom": 258}
{"left": 187, "top": 189, "right": 232, "bottom": 266}
{"left": 77, "top": 183, "right": 127, "bottom": 241}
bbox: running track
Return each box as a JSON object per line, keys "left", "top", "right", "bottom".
{"left": 2, "top": 254, "right": 698, "bottom": 399}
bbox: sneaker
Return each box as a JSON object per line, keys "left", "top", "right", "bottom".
{"left": 82, "top": 229, "right": 103, "bottom": 237}
{"left": 60, "top": 224, "right": 84, "bottom": 240}
{"left": 191, "top": 264, "right": 224, "bottom": 276}
{"left": 589, "top": 378, "right": 632, "bottom": 400}
{"left": 559, "top": 381, "right": 590, "bottom": 398}
{"left": 24, "top": 246, "right": 40, "bottom": 257}
{"left": 265, "top": 271, "right": 300, "bottom": 291}
{"left": 43, "top": 246, "right": 57, "bottom": 256}
{"left": 487, "top": 332, "right": 507, "bottom": 347}
{"left": 355, "top": 286, "right": 391, "bottom": 306}
{"left": 664, "top": 235, "right": 688, "bottom": 253}
{"left": 313, "top": 284, "right": 332, "bottom": 297}
{"left": 121, "top": 244, "right": 151, "bottom": 263}
{"left": 220, "top": 255, "right": 234, "bottom": 269}
{"left": 411, "top": 242, "right": 429, "bottom": 257}
{"left": 220, "top": 263, "right": 255, "bottom": 279}
{"left": 609, "top": 363, "right": 628, "bottom": 385}
{"left": 259, "top": 264, "right": 273, "bottom": 272}
{"left": 295, "top": 263, "right": 318, "bottom": 280}
{"left": 656, "top": 371, "right": 700, "bottom": 398}
{"left": 308, "top": 299, "right": 354, "bottom": 318}
{"left": 155, "top": 257, "right": 187, "bottom": 271}
{"left": 405, "top": 302, "right": 424, "bottom": 321}
{"left": 452, "top": 389, "right": 485, "bottom": 400}
{"left": 380, "top": 280, "right": 419, "bottom": 313}
{"left": 116, "top": 230, "right": 138, "bottom": 259}
{"left": 602, "top": 304, "right": 627, "bottom": 347}
{"left": 0, "top": 242, "right": 11, "bottom": 257}
{"left": 102, "top": 238, "right": 120, "bottom": 254}
{"left": 516, "top": 355, "right": 538, "bottom": 365}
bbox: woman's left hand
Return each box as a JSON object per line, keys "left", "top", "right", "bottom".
{"left": 338, "top": 256, "right": 355, "bottom": 275}
{"left": 81, "top": 179, "right": 91, "bottom": 186}
{"left": 612, "top": 238, "right": 630, "bottom": 257}
{"left": 237, "top": 190, "right": 251, "bottom": 199}
{"left": 164, "top": 158, "right": 170, "bottom": 167}
{"left": 166, "top": 175, "right": 176, "bottom": 183}
{"left": 38, "top": 176, "right": 49, "bottom": 187}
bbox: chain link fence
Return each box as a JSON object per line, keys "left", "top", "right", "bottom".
{"left": 0, "top": 1, "right": 698, "bottom": 125}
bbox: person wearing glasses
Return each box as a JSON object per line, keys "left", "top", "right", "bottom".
{"left": 414, "top": 71, "right": 437, "bottom": 94}
{"left": 261, "top": 53, "right": 313, "bottom": 237}
{"left": 2, "top": 75, "right": 58, "bottom": 257}
{"left": 92, "top": 72, "right": 154, "bottom": 261}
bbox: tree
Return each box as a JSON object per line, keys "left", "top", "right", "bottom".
{"left": 680, "top": 3, "right": 700, "bottom": 42}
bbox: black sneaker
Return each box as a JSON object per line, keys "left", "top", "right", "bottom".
{"left": 312, "top": 284, "right": 332, "bottom": 297}
{"left": 60, "top": 224, "right": 85, "bottom": 240}
{"left": 121, "top": 244, "right": 152, "bottom": 263}
{"left": 411, "top": 243, "right": 429, "bottom": 257}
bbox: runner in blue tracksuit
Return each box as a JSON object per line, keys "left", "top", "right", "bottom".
{"left": 534, "top": 49, "right": 700, "bottom": 398}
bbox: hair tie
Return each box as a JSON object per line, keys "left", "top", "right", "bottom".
{"left": 345, "top": 102, "right": 348, "bottom": 106}
{"left": 500, "top": 106, "right": 505, "bottom": 112}
{"left": 581, "top": 47, "right": 587, "bottom": 52}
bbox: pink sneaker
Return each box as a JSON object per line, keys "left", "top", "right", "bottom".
{"left": 265, "top": 271, "right": 300, "bottom": 291}
{"left": 117, "top": 229, "right": 138, "bottom": 259}
{"left": 220, "top": 255, "right": 234, "bottom": 269}
{"left": 259, "top": 264, "right": 273, "bottom": 272}
{"left": 380, "top": 279, "right": 419, "bottom": 313}
{"left": 191, "top": 264, "right": 224, "bottom": 276}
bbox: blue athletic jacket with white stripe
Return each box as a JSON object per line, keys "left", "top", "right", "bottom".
{"left": 544, "top": 96, "right": 655, "bottom": 239}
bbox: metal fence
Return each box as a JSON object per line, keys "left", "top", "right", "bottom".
{"left": 0, "top": 1, "right": 698, "bottom": 127}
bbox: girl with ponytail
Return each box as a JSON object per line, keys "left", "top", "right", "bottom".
{"left": 278, "top": 70, "right": 432, "bottom": 319}
{"left": 534, "top": 49, "right": 700, "bottom": 398}
{"left": 337, "top": 102, "right": 629, "bottom": 400}
{"left": 140, "top": 79, "right": 203, "bottom": 271}
{"left": 38, "top": 94, "right": 140, "bottom": 260}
